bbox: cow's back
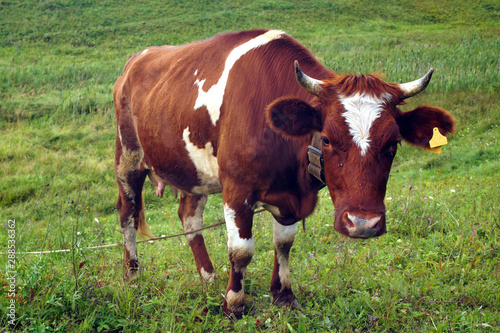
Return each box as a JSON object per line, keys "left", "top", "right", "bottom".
{"left": 114, "top": 30, "right": 331, "bottom": 195}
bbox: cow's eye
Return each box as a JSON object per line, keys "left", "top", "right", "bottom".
{"left": 322, "top": 137, "right": 330, "bottom": 146}
{"left": 385, "top": 141, "right": 400, "bottom": 159}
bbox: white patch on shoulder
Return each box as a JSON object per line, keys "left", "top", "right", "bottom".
{"left": 182, "top": 127, "right": 221, "bottom": 194}
{"left": 224, "top": 204, "right": 255, "bottom": 252}
{"left": 194, "top": 30, "right": 285, "bottom": 125}
{"left": 340, "top": 93, "right": 389, "bottom": 156}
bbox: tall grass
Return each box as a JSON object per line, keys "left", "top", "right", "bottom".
{"left": 1, "top": 0, "right": 498, "bottom": 121}
{"left": 1, "top": 170, "right": 498, "bottom": 331}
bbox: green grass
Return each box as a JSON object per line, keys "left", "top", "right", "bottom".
{"left": 1, "top": 0, "right": 499, "bottom": 331}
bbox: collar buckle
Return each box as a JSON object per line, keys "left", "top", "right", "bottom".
{"left": 307, "top": 133, "right": 326, "bottom": 185}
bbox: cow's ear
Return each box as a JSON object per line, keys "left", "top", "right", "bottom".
{"left": 397, "top": 105, "right": 455, "bottom": 148}
{"left": 266, "top": 97, "right": 323, "bottom": 137}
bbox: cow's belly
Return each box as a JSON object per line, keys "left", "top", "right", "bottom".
{"left": 142, "top": 127, "right": 222, "bottom": 196}
{"left": 147, "top": 156, "right": 221, "bottom": 195}
{"left": 181, "top": 127, "right": 222, "bottom": 194}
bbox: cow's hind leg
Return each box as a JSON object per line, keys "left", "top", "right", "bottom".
{"left": 270, "top": 221, "right": 300, "bottom": 308}
{"left": 178, "top": 193, "right": 215, "bottom": 282}
{"left": 115, "top": 134, "right": 152, "bottom": 279}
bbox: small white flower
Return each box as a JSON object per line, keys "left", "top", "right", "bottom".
{"left": 94, "top": 218, "right": 99, "bottom": 223}
{"left": 450, "top": 189, "right": 456, "bottom": 193}
{"left": 77, "top": 232, "right": 81, "bottom": 236}
{"left": 386, "top": 197, "right": 392, "bottom": 201}
{"left": 161, "top": 235, "right": 166, "bottom": 237}
{"left": 429, "top": 196, "right": 434, "bottom": 200}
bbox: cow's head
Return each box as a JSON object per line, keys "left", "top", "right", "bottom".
{"left": 267, "top": 61, "right": 455, "bottom": 238}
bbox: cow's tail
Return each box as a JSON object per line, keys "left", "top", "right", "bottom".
{"left": 137, "top": 197, "right": 154, "bottom": 239}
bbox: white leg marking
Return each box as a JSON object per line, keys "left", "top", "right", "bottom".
{"left": 226, "top": 289, "right": 245, "bottom": 311}
{"left": 183, "top": 196, "right": 207, "bottom": 243}
{"left": 273, "top": 221, "right": 297, "bottom": 290}
{"left": 194, "top": 30, "right": 285, "bottom": 125}
{"left": 182, "top": 127, "right": 221, "bottom": 194}
{"left": 224, "top": 204, "right": 255, "bottom": 253}
{"left": 200, "top": 267, "right": 215, "bottom": 283}
{"left": 123, "top": 222, "right": 138, "bottom": 261}
{"left": 273, "top": 221, "right": 297, "bottom": 244}
{"left": 340, "top": 93, "right": 390, "bottom": 156}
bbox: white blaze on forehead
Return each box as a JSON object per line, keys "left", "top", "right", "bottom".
{"left": 182, "top": 127, "right": 220, "bottom": 193}
{"left": 340, "top": 93, "right": 389, "bottom": 156}
{"left": 194, "top": 30, "right": 285, "bottom": 125}
{"left": 224, "top": 204, "right": 255, "bottom": 251}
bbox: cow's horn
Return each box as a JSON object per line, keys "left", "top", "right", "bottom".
{"left": 294, "top": 60, "right": 323, "bottom": 95}
{"left": 399, "top": 68, "right": 434, "bottom": 99}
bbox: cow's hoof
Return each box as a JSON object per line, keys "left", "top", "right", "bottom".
{"left": 123, "top": 264, "right": 139, "bottom": 280}
{"left": 123, "top": 273, "right": 138, "bottom": 283}
{"left": 272, "top": 290, "right": 301, "bottom": 309}
{"left": 223, "top": 301, "right": 245, "bottom": 320}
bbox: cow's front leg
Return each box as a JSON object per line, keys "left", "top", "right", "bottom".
{"left": 270, "top": 221, "right": 300, "bottom": 308}
{"left": 223, "top": 202, "right": 255, "bottom": 318}
{"left": 178, "top": 193, "right": 214, "bottom": 282}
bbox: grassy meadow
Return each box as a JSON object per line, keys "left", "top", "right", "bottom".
{"left": 1, "top": 0, "right": 499, "bottom": 331}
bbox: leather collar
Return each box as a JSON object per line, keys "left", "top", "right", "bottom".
{"left": 307, "top": 132, "right": 326, "bottom": 186}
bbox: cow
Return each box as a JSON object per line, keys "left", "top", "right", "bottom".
{"left": 113, "top": 29, "right": 454, "bottom": 317}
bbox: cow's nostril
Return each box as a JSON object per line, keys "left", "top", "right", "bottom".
{"left": 345, "top": 213, "right": 355, "bottom": 229}
{"left": 345, "top": 213, "right": 383, "bottom": 238}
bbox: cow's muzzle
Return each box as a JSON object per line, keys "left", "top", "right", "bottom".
{"left": 341, "top": 210, "right": 386, "bottom": 238}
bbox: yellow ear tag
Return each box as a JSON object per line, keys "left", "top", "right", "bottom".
{"left": 425, "top": 145, "right": 443, "bottom": 154}
{"left": 425, "top": 127, "right": 448, "bottom": 154}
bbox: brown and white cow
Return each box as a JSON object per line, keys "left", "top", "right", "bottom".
{"left": 113, "top": 29, "right": 454, "bottom": 317}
